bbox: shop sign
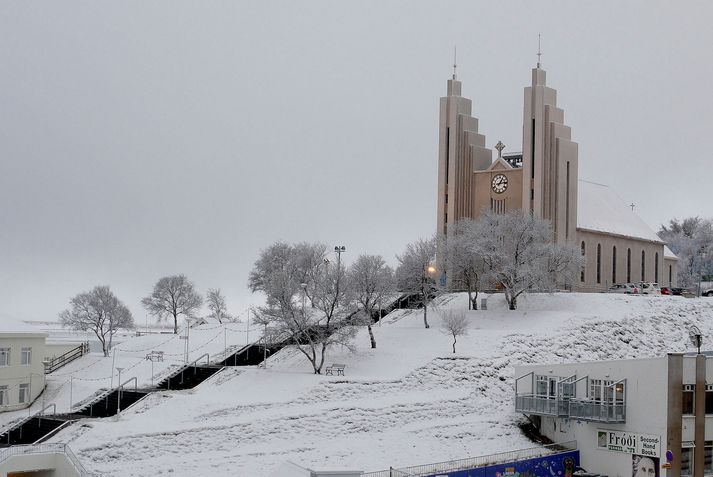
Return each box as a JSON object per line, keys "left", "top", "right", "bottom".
{"left": 597, "top": 430, "right": 660, "bottom": 457}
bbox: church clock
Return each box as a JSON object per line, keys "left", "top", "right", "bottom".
{"left": 491, "top": 174, "right": 508, "bottom": 194}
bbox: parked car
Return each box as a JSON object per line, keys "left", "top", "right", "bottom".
{"left": 608, "top": 283, "right": 639, "bottom": 294}
{"left": 699, "top": 281, "right": 713, "bottom": 297}
{"left": 638, "top": 282, "right": 661, "bottom": 295}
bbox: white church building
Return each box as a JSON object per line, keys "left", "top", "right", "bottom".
{"left": 435, "top": 59, "right": 677, "bottom": 290}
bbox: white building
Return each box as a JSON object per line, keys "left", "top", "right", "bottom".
{"left": 515, "top": 353, "right": 713, "bottom": 477}
{"left": 0, "top": 329, "right": 47, "bottom": 412}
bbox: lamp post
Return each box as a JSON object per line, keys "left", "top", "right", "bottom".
{"left": 333, "top": 246, "right": 346, "bottom": 306}
{"left": 421, "top": 265, "right": 436, "bottom": 329}
{"left": 115, "top": 367, "right": 124, "bottom": 417}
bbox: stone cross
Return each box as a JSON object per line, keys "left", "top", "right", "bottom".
{"left": 495, "top": 141, "right": 506, "bottom": 158}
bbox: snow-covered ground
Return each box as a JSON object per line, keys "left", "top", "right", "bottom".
{"left": 36, "top": 293, "right": 713, "bottom": 476}
{"left": 0, "top": 321, "right": 258, "bottom": 430}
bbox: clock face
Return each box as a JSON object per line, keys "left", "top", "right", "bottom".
{"left": 492, "top": 173, "right": 508, "bottom": 194}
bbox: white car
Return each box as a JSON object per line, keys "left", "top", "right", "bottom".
{"left": 608, "top": 283, "right": 639, "bottom": 294}
{"left": 638, "top": 282, "right": 661, "bottom": 295}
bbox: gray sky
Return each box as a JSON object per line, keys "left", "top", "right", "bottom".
{"left": 1, "top": 1, "right": 712, "bottom": 323}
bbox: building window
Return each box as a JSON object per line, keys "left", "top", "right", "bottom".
{"left": 681, "top": 446, "right": 693, "bottom": 476}
{"left": 0, "top": 348, "right": 9, "bottom": 367}
{"left": 706, "top": 385, "right": 713, "bottom": 414}
{"left": 612, "top": 246, "right": 617, "bottom": 284}
{"left": 596, "top": 244, "right": 602, "bottom": 284}
{"left": 0, "top": 385, "right": 7, "bottom": 406}
{"left": 590, "top": 379, "right": 602, "bottom": 401}
{"left": 21, "top": 347, "right": 31, "bottom": 366}
{"left": 18, "top": 383, "right": 29, "bottom": 404}
{"left": 655, "top": 252, "right": 659, "bottom": 283}
{"left": 641, "top": 250, "right": 646, "bottom": 282}
{"left": 627, "top": 248, "right": 632, "bottom": 283}
{"left": 669, "top": 265, "right": 673, "bottom": 286}
{"left": 705, "top": 444, "right": 713, "bottom": 474}
{"left": 683, "top": 385, "right": 695, "bottom": 415}
{"left": 580, "top": 242, "right": 586, "bottom": 282}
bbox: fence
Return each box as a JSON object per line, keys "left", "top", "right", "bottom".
{"left": 44, "top": 342, "right": 90, "bottom": 373}
{"left": 0, "top": 443, "right": 92, "bottom": 475}
{"left": 362, "top": 441, "right": 577, "bottom": 477}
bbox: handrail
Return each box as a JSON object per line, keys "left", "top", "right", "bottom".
{"left": 38, "top": 403, "right": 57, "bottom": 416}
{"left": 186, "top": 353, "right": 210, "bottom": 368}
{"left": 32, "top": 419, "right": 76, "bottom": 445}
{"left": 0, "top": 443, "right": 91, "bottom": 475}
{"left": 119, "top": 377, "right": 138, "bottom": 392}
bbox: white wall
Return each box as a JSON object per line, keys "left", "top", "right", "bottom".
{"left": 516, "top": 357, "right": 668, "bottom": 476}
{"left": 0, "top": 334, "right": 47, "bottom": 412}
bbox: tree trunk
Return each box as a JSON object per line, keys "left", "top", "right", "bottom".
{"left": 509, "top": 294, "right": 517, "bottom": 310}
{"left": 452, "top": 336, "right": 456, "bottom": 353}
{"left": 173, "top": 312, "right": 179, "bottom": 334}
{"left": 423, "top": 301, "right": 429, "bottom": 329}
{"left": 368, "top": 323, "right": 376, "bottom": 349}
{"left": 98, "top": 333, "right": 108, "bottom": 357}
{"left": 467, "top": 291, "right": 473, "bottom": 310}
{"left": 473, "top": 288, "right": 479, "bottom": 310}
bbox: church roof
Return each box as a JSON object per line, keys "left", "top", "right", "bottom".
{"left": 577, "top": 180, "right": 664, "bottom": 244}
{"left": 664, "top": 245, "right": 678, "bottom": 260}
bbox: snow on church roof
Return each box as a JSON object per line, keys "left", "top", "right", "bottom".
{"left": 577, "top": 180, "right": 663, "bottom": 244}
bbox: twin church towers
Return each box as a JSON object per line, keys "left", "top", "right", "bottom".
{"left": 435, "top": 55, "right": 678, "bottom": 290}
{"left": 436, "top": 59, "right": 578, "bottom": 245}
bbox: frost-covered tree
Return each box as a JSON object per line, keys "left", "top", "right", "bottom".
{"left": 439, "top": 219, "right": 486, "bottom": 310}
{"left": 659, "top": 217, "right": 713, "bottom": 289}
{"left": 395, "top": 237, "right": 437, "bottom": 329}
{"left": 440, "top": 310, "right": 469, "bottom": 353}
{"left": 249, "top": 242, "right": 358, "bottom": 374}
{"left": 348, "top": 254, "right": 395, "bottom": 348}
{"left": 476, "top": 211, "right": 581, "bottom": 310}
{"left": 59, "top": 286, "right": 134, "bottom": 357}
{"left": 142, "top": 275, "right": 203, "bottom": 334}
{"left": 205, "top": 288, "right": 234, "bottom": 323}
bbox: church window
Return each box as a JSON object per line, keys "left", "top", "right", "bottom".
{"left": 580, "top": 242, "right": 586, "bottom": 282}
{"left": 669, "top": 265, "right": 673, "bottom": 286}
{"left": 612, "top": 246, "right": 617, "bottom": 284}
{"left": 565, "top": 162, "right": 570, "bottom": 239}
{"left": 445, "top": 127, "right": 450, "bottom": 184}
{"left": 596, "top": 244, "right": 601, "bottom": 284}
{"left": 641, "top": 250, "right": 646, "bottom": 281}
{"left": 655, "top": 253, "right": 659, "bottom": 283}
{"left": 627, "top": 248, "right": 632, "bottom": 283}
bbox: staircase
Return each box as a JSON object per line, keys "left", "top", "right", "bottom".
{"left": 74, "top": 388, "right": 151, "bottom": 419}
{"left": 155, "top": 365, "right": 223, "bottom": 390}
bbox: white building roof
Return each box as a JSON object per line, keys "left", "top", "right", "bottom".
{"left": 577, "top": 180, "right": 663, "bottom": 244}
{"left": 0, "top": 314, "right": 48, "bottom": 336}
{"left": 664, "top": 245, "right": 678, "bottom": 260}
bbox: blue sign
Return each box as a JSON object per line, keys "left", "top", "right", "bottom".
{"left": 425, "top": 450, "right": 579, "bottom": 477}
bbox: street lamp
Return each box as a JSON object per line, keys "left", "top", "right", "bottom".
{"left": 115, "top": 367, "right": 125, "bottom": 417}
{"left": 334, "top": 245, "right": 346, "bottom": 267}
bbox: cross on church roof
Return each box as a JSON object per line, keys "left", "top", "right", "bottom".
{"left": 495, "top": 141, "right": 506, "bottom": 158}
{"left": 453, "top": 46, "right": 457, "bottom": 80}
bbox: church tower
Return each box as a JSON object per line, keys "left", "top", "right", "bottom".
{"left": 436, "top": 70, "right": 492, "bottom": 236}
{"left": 520, "top": 61, "right": 579, "bottom": 244}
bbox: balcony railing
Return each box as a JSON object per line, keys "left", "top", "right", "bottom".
{"left": 515, "top": 395, "right": 626, "bottom": 423}
{"left": 568, "top": 399, "right": 626, "bottom": 423}
{"left": 515, "top": 394, "right": 569, "bottom": 417}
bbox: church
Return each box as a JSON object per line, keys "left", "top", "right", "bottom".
{"left": 435, "top": 58, "right": 677, "bottom": 291}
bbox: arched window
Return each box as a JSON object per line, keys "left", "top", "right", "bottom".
{"left": 612, "top": 246, "right": 617, "bottom": 284}
{"left": 627, "top": 248, "right": 631, "bottom": 283}
{"left": 580, "top": 241, "right": 586, "bottom": 282}
{"left": 596, "top": 244, "right": 602, "bottom": 284}
{"left": 669, "top": 265, "right": 673, "bottom": 287}
{"left": 641, "top": 250, "right": 646, "bottom": 282}
{"left": 655, "top": 253, "right": 659, "bottom": 283}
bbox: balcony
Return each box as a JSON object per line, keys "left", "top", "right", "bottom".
{"left": 515, "top": 394, "right": 569, "bottom": 417}
{"left": 568, "top": 399, "right": 626, "bottom": 423}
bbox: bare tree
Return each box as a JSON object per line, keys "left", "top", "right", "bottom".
{"left": 59, "top": 286, "right": 134, "bottom": 356}
{"left": 440, "top": 310, "right": 469, "bottom": 353}
{"left": 395, "top": 237, "right": 437, "bottom": 328}
{"left": 348, "top": 254, "right": 395, "bottom": 348}
{"left": 249, "top": 242, "right": 358, "bottom": 374}
{"left": 142, "top": 275, "right": 203, "bottom": 334}
{"left": 476, "top": 211, "right": 582, "bottom": 310}
{"left": 439, "top": 219, "right": 486, "bottom": 310}
{"left": 205, "top": 288, "right": 234, "bottom": 323}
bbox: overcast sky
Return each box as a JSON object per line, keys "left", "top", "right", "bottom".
{"left": 1, "top": 1, "right": 712, "bottom": 323}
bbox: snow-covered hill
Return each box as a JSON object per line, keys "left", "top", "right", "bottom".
{"left": 49, "top": 293, "right": 713, "bottom": 476}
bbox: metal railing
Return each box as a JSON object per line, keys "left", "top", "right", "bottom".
{"left": 515, "top": 394, "right": 568, "bottom": 416}
{"left": 568, "top": 399, "right": 626, "bottom": 422}
{"left": 363, "top": 441, "right": 577, "bottom": 477}
{"left": 0, "top": 443, "right": 92, "bottom": 475}
{"left": 44, "top": 342, "right": 90, "bottom": 373}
